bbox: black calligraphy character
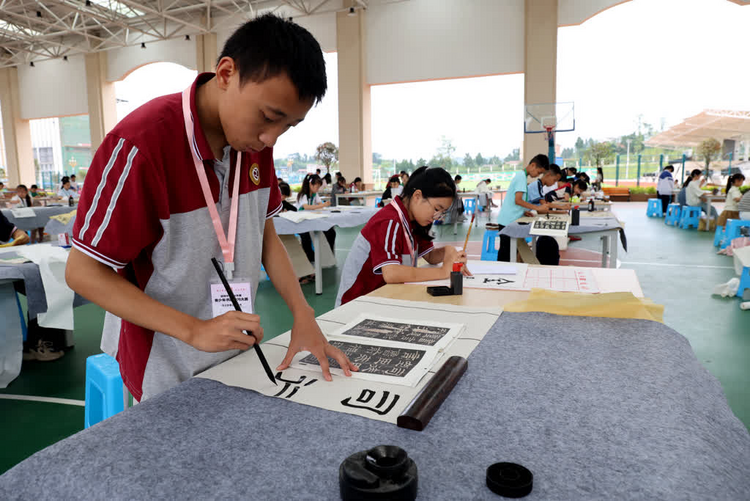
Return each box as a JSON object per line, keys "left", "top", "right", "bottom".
{"left": 341, "top": 390, "right": 400, "bottom": 416}
{"left": 273, "top": 372, "right": 318, "bottom": 398}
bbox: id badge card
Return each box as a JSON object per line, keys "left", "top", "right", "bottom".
{"left": 210, "top": 276, "right": 253, "bottom": 318}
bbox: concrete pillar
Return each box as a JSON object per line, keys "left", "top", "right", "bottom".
{"left": 0, "top": 67, "right": 35, "bottom": 186}
{"left": 85, "top": 52, "right": 118, "bottom": 153}
{"left": 523, "top": 0, "right": 558, "bottom": 167}
{"left": 196, "top": 32, "right": 218, "bottom": 73}
{"left": 336, "top": 2, "right": 373, "bottom": 186}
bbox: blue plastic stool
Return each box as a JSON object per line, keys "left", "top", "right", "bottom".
{"left": 665, "top": 204, "right": 681, "bottom": 226}
{"left": 375, "top": 197, "right": 382, "bottom": 206}
{"left": 15, "top": 292, "right": 27, "bottom": 342}
{"left": 714, "top": 226, "right": 725, "bottom": 247}
{"left": 646, "top": 198, "right": 662, "bottom": 217}
{"left": 738, "top": 264, "right": 750, "bottom": 299}
{"left": 85, "top": 354, "right": 125, "bottom": 429}
{"left": 679, "top": 206, "right": 701, "bottom": 229}
{"left": 481, "top": 230, "right": 499, "bottom": 261}
{"left": 720, "top": 219, "right": 750, "bottom": 250}
{"left": 463, "top": 198, "right": 476, "bottom": 215}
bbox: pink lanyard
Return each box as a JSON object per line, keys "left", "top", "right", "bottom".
{"left": 389, "top": 200, "right": 416, "bottom": 266}
{"left": 181, "top": 87, "right": 242, "bottom": 279}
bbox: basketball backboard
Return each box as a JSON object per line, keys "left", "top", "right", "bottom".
{"left": 524, "top": 102, "right": 575, "bottom": 134}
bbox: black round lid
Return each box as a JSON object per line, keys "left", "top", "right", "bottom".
{"left": 486, "top": 462, "right": 533, "bottom": 498}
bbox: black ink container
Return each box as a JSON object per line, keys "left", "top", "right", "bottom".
{"left": 451, "top": 263, "right": 463, "bottom": 295}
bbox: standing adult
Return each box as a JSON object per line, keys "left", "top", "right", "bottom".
{"left": 657, "top": 165, "right": 675, "bottom": 215}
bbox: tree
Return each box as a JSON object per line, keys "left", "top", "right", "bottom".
{"left": 504, "top": 148, "right": 520, "bottom": 162}
{"left": 372, "top": 152, "right": 383, "bottom": 165}
{"left": 416, "top": 158, "right": 427, "bottom": 168}
{"left": 463, "top": 153, "right": 475, "bottom": 169}
{"left": 696, "top": 138, "right": 721, "bottom": 176}
{"left": 588, "top": 142, "right": 613, "bottom": 168}
{"left": 315, "top": 142, "right": 338, "bottom": 173}
{"left": 561, "top": 147, "right": 575, "bottom": 159}
{"left": 575, "top": 137, "right": 585, "bottom": 153}
{"left": 430, "top": 136, "right": 456, "bottom": 170}
{"left": 475, "top": 153, "right": 485, "bottom": 166}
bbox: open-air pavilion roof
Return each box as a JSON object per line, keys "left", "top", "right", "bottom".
{"left": 645, "top": 110, "right": 750, "bottom": 149}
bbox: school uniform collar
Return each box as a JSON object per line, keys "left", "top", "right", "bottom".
{"left": 189, "top": 72, "right": 220, "bottom": 162}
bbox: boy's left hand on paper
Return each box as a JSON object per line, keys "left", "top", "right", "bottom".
{"left": 277, "top": 309, "right": 359, "bottom": 381}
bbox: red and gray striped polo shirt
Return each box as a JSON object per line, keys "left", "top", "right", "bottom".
{"left": 72, "top": 73, "right": 282, "bottom": 401}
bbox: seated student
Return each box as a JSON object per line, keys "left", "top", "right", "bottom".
{"left": 657, "top": 165, "right": 676, "bottom": 215}
{"left": 57, "top": 176, "right": 78, "bottom": 199}
{"left": 528, "top": 164, "right": 562, "bottom": 204}
{"left": 296, "top": 174, "right": 336, "bottom": 263}
{"left": 277, "top": 177, "right": 284, "bottom": 185}
{"left": 544, "top": 177, "right": 587, "bottom": 203}
{"left": 10, "top": 184, "right": 33, "bottom": 208}
{"left": 29, "top": 185, "right": 41, "bottom": 198}
{"left": 69, "top": 174, "right": 80, "bottom": 192}
{"left": 0, "top": 182, "right": 6, "bottom": 193}
{"left": 350, "top": 177, "right": 363, "bottom": 192}
{"left": 278, "top": 182, "right": 297, "bottom": 212}
{"left": 331, "top": 175, "right": 349, "bottom": 206}
{"left": 322, "top": 172, "right": 332, "bottom": 189}
{"left": 684, "top": 169, "right": 706, "bottom": 207}
{"left": 400, "top": 171, "right": 410, "bottom": 186}
{"left": 718, "top": 173, "right": 745, "bottom": 226}
{"left": 381, "top": 175, "right": 401, "bottom": 203}
{"left": 496, "top": 154, "right": 552, "bottom": 262}
{"left": 336, "top": 166, "right": 469, "bottom": 306}
{"left": 476, "top": 178, "right": 494, "bottom": 209}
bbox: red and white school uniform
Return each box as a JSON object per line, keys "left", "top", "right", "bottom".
{"left": 336, "top": 196, "right": 433, "bottom": 306}
{"left": 72, "top": 73, "right": 282, "bottom": 401}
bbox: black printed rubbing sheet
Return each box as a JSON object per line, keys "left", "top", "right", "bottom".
{"left": 196, "top": 298, "right": 502, "bottom": 424}
{"left": 292, "top": 315, "right": 464, "bottom": 387}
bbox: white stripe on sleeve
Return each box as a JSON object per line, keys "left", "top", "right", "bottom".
{"left": 78, "top": 137, "right": 125, "bottom": 240}
{"left": 92, "top": 145, "right": 139, "bottom": 247}
{"left": 384, "top": 220, "right": 393, "bottom": 260}
{"left": 391, "top": 222, "right": 400, "bottom": 260}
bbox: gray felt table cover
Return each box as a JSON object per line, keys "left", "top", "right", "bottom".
{"left": 273, "top": 207, "right": 377, "bottom": 235}
{"left": 2, "top": 313, "right": 748, "bottom": 500}
{"left": 0, "top": 261, "right": 86, "bottom": 319}
{"left": 1, "top": 207, "right": 75, "bottom": 232}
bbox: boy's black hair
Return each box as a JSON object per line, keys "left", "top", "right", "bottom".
{"left": 574, "top": 179, "right": 588, "bottom": 192}
{"left": 485, "top": 178, "right": 492, "bottom": 183}
{"left": 548, "top": 164, "right": 562, "bottom": 178}
{"left": 389, "top": 175, "right": 400, "bottom": 184}
{"left": 664, "top": 165, "right": 674, "bottom": 172}
{"left": 30, "top": 184, "right": 38, "bottom": 189}
{"left": 219, "top": 14, "right": 326, "bottom": 104}
{"left": 529, "top": 154, "right": 550, "bottom": 170}
{"left": 402, "top": 166, "right": 457, "bottom": 242}
{"left": 454, "top": 175, "right": 462, "bottom": 182}
{"left": 353, "top": 177, "right": 362, "bottom": 183}
{"left": 279, "top": 182, "right": 291, "bottom": 197}
{"left": 567, "top": 167, "right": 578, "bottom": 175}
{"left": 61, "top": 176, "right": 70, "bottom": 187}
{"left": 70, "top": 174, "right": 76, "bottom": 178}
{"left": 400, "top": 171, "right": 407, "bottom": 175}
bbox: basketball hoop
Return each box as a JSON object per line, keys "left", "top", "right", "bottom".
{"left": 524, "top": 102, "right": 575, "bottom": 163}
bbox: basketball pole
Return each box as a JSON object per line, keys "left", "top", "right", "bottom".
{"left": 546, "top": 127, "right": 555, "bottom": 164}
